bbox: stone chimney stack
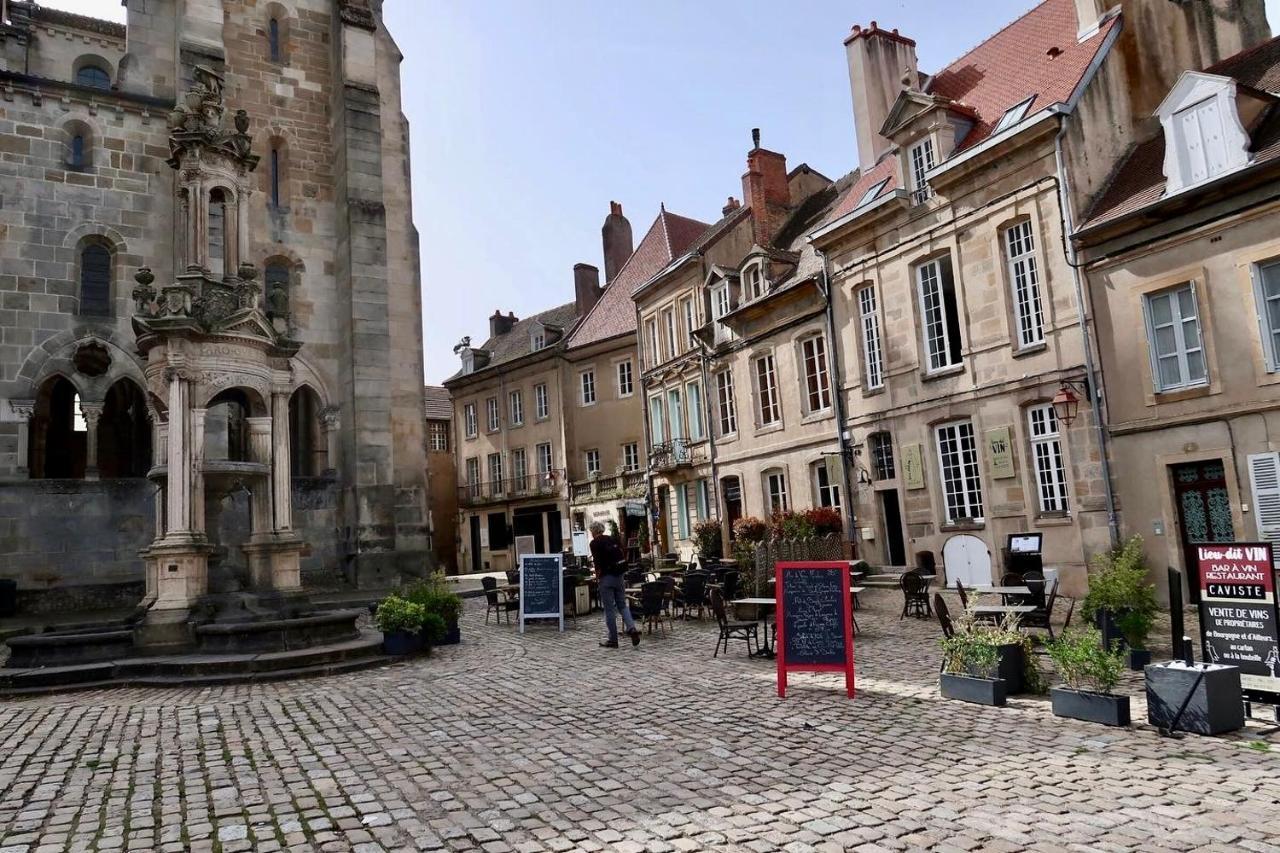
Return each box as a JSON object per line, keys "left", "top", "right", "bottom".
{"left": 489, "top": 309, "right": 518, "bottom": 338}
{"left": 601, "top": 202, "right": 633, "bottom": 284}
{"left": 844, "top": 22, "right": 918, "bottom": 171}
{"left": 574, "top": 264, "right": 603, "bottom": 316}
{"left": 740, "top": 130, "right": 790, "bottom": 247}
{"left": 722, "top": 196, "right": 741, "bottom": 216}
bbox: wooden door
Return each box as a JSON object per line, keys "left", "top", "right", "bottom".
{"left": 1172, "top": 460, "right": 1235, "bottom": 600}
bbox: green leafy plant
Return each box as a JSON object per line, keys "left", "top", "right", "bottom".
{"left": 693, "top": 519, "right": 723, "bottom": 559}
{"left": 940, "top": 633, "right": 1000, "bottom": 679}
{"left": 941, "top": 607, "right": 1047, "bottom": 693}
{"left": 1082, "top": 535, "right": 1158, "bottom": 649}
{"left": 374, "top": 595, "right": 426, "bottom": 634}
{"left": 1046, "top": 628, "right": 1125, "bottom": 694}
{"left": 420, "top": 612, "right": 447, "bottom": 645}
{"left": 402, "top": 573, "right": 463, "bottom": 624}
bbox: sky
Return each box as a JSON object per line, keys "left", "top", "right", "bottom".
{"left": 40, "top": 0, "right": 1280, "bottom": 383}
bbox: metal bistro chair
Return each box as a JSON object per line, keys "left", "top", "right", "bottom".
{"left": 678, "top": 573, "right": 709, "bottom": 620}
{"left": 900, "top": 570, "right": 931, "bottom": 620}
{"left": 638, "top": 581, "right": 671, "bottom": 636}
{"left": 505, "top": 568, "right": 521, "bottom": 586}
{"left": 1022, "top": 580, "right": 1061, "bottom": 639}
{"left": 482, "top": 576, "right": 518, "bottom": 625}
{"left": 934, "top": 593, "right": 955, "bottom": 639}
{"left": 721, "top": 570, "right": 741, "bottom": 603}
{"left": 710, "top": 589, "right": 758, "bottom": 658}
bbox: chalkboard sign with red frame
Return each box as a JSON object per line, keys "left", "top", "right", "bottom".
{"left": 775, "top": 561, "right": 855, "bottom": 698}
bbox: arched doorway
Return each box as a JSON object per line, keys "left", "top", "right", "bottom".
{"left": 288, "top": 386, "right": 325, "bottom": 476}
{"left": 206, "top": 388, "right": 252, "bottom": 462}
{"left": 99, "top": 379, "right": 151, "bottom": 478}
{"left": 29, "top": 376, "right": 86, "bottom": 479}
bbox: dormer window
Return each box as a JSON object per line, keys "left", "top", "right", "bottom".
{"left": 908, "top": 138, "right": 935, "bottom": 203}
{"left": 742, "top": 261, "right": 765, "bottom": 304}
{"left": 531, "top": 329, "right": 545, "bottom": 351}
{"left": 1157, "top": 72, "right": 1253, "bottom": 196}
{"left": 993, "top": 97, "right": 1035, "bottom": 133}
{"left": 856, "top": 178, "right": 889, "bottom": 208}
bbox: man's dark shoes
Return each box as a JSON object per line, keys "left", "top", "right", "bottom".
{"left": 629, "top": 629, "right": 641, "bottom": 647}
{"left": 599, "top": 639, "right": 619, "bottom": 648}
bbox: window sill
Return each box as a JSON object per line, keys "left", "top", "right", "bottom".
{"left": 800, "top": 410, "right": 834, "bottom": 426}
{"left": 580, "top": 402, "right": 597, "bottom": 408}
{"left": 921, "top": 365, "right": 965, "bottom": 382}
{"left": 754, "top": 423, "right": 785, "bottom": 438}
{"left": 508, "top": 422, "right": 524, "bottom": 430}
{"left": 535, "top": 415, "right": 550, "bottom": 422}
{"left": 1034, "top": 513, "right": 1073, "bottom": 527}
{"left": 940, "top": 520, "right": 985, "bottom": 532}
{"left": 1151, "top": 383, "right": 1212, "bottom": 404}
{"left": 1011, "top": 342, "right": 1047, "bottom": 359}
{"left": 862, "top": 385, "right": 886, "bottom": 398}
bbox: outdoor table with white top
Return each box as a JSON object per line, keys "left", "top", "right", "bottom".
{"left": 971, "top": 604, "right": 1037, "bottom": 619}
{"left": 731, "top": 597, "right": 777, "bottom": 658}
{"left": 961, "top": 585, "right": 1031, "bottom": 596}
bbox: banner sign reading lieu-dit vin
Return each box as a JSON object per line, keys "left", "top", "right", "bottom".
{"left": 1197, "top": 543, "right": 1280, "bottom": 698}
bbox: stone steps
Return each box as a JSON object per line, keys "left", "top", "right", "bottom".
{"left": 0, "top": 630, "right": 392, "bottom": 695}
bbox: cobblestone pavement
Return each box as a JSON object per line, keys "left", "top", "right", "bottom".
{"left": 2, "top": 590, "right": 1280, "bottom": 853}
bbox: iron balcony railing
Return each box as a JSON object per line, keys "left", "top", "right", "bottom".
{"left": 649, "top": 439, "right": 705, "bottom": 472}
{"left": 569, "top": 470, "right": 647, "bottom": 501}
{"left": 457, "top": 468, "right": 565, "bottom": 506}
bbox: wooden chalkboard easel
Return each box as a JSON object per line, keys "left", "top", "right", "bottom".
{"left": 519, "top": 553, "right": 564, "bottom": 633}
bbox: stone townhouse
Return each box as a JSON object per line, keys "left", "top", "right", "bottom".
{"left": 1074, "top": 35, "right": 1280, "bottom": 598}
{"left": 562, "top": 204, "right": 698, "bottom": 552}
{"left": 0, "top": 0, "right": 432, "bottom": 611}
{"left": 808, "top": 0, "right": 1267, "bottom": 596}
{"left": 632, "top": 140, "right": 844, "bottom": 560}
{"left": 424, "top": 385, "right": 457, "bottom": 573}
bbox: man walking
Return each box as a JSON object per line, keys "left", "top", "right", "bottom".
{"left": 589, "top": 522, "right": 640, "bottom": 648}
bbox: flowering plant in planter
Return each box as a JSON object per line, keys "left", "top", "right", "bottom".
{"left": 693, "top": 519, "right": 723, "bottom": 560}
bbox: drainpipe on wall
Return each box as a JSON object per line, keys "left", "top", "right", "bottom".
{"left": 815, "top": 248, "right": 858, "bottom": 558}
{"left": 697, "top": 256, "right": 722, "bottom": 538}
{"left": 635, "top": 301, "right": 658, "bottom": 570}
{"left": 1054, "top": 124, "right": 1120, "bottom": 549}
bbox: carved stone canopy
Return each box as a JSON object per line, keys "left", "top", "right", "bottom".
{"left": 165, "top": 65, "right": 259, "bottom": 172}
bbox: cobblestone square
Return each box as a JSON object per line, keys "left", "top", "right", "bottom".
{"left": 2, "top": 591, "right": 1279, "bottom": 852}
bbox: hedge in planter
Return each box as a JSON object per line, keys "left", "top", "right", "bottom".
{"left": 375, "top": 595, "right": 427, "bottom": 656}
{"left": 1046, "top": 628, "right": 1129, "bottom": 726}
{"left": 1081, "top": 535, "right": 1158, "bottom": 669}
{"left": 943, "top": 607, "right": 1046, "bottom": 697}
{"left": 403, "top": 573, "right": 465, "bottom": 645}
{"left": 940, "top": 634, "right": 1006, "bottom": 707}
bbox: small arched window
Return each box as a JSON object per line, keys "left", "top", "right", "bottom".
{"left": 79, "top": 244, "right": 112, "bottom": 316}
{"left": 268, "top": 17, "right": 282, "bottom": 63}
{"left": 264, "top": 262, "right": 291, "bottom": 319}
{"left": 76, "top": 65, "right": 110, "bottom": 89}
{"left": 70, "top": 135, "right": 86, "bottom": 169}
{"left": 269, "top": 146, "right": 281, "bottom": 207}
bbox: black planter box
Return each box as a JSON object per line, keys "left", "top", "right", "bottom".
{"left": 994, "top": 643, "right": 1026, "bottom": 694}
{"left": 1127, "top": 648, "right": 1152, "bottom": 671}
{"left": 941, "top": 673, "right": 1007, "bottom": 707}
{"left": 440, "top": 621, "right": 461, "bottom": 645}
{"left": 382, "top": 630, "right": 423, "bottom": 656}
{"left": 1050, "top": 687, "right": 1130, "bottom": 726}
{"left": 1145, "top": 662, "right": 1244, "bottom": 735}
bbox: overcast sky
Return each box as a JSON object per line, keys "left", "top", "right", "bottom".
{"left": 42, "top": 1, "right": 1280, "bottom": 383}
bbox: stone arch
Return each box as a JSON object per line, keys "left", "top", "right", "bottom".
{"left": 56, "top": 114, "right": 104, "bottom": 170}
{"left": 289, "top": 384, "right": 325, "bottom": 476}
{"left": 28, "top": 373, "right": 86, "bottom": 479}
{"left": 263, "top": 250, "right": 304, "bottom": 326}
{"left": 206, "top": 387, "right": 261, "bottom": 463}
{"left": 72, "top": 54, "right": 114, "bottom": 89}
{"left": 264, "top": 2, "right": 295, "bottom": 65}
{"left": 98, "top": 377, "right": 152, "bottom": 478}
{"left": 14, "top": 328, "right": 147, "bottom": 405}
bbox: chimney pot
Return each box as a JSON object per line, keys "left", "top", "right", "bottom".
{"left": 601, "top": 201, "right": 634, "bottom": 284}
{"left": 751, "top": 127, "right": 761, "bottom": 149}
{"left": 722, "top": 196, "right": 741, "bottom": 215}
{"left": 489, "top": 310, "right": 518, "bottom": 338}
{"left": 845, "top": 20, "right": 918, "bottom": 171}
{"left": 573, "top": 263, "right": 603, "bottom": 316}
{"left": 742, "top": 141, "right": 790, "bottom": 246}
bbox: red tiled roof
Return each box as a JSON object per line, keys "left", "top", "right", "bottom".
{"left": 929, "top": 0, "right": 1118, "bottom": 150}
{"left": 816, "top": 157, "right": 896, "bottom": 230}
{"left": 1080, "top": 35, "right": 1280, "bottom": 231}
{"left": 566, "top": 209, "right": 709, "bottom": 350}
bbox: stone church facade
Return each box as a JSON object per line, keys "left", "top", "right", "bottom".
{"left": 0, "top": 0, "right": 430, "bottom": 611}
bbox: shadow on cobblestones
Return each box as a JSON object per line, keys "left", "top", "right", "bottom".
{"left": 1, "top": 591, "right": 1278, "bottom": 852}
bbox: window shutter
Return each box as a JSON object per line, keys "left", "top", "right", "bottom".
{"left": 1248, "top": 452, "right": 1280, "bottom": 566}
{"left": 676, "top": 485, "right": 688, "bottom": 539}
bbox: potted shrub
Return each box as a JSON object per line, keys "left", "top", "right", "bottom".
{"left": 693, "top": 519, "right": 724, "bottom": 561}
{"left": 942, "top": 608, "right": 1043, "bottom": 698}
{"left": 404, "top": 573, "right": 465, "bottom": 645}
{"left": 1082, "top": 535, "right": 1158, "bottom": 668}
{"left": 1046, "top": 628, "right": 1129, "bottom": 726}
{"left": 804, "top": 507, "right": 843, "bottom": 538}
{"left": 940, "top": 631, "right": 1006, "bottom": 707}
{"left": 375, "top": 595, "right": 427, "bottom": 656}
{"left": 420, "top": 612, "right": 447, "bottom": 655}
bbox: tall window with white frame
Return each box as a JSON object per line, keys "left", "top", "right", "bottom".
{"left": 463, "top": 403, "right": 477, "bottom": 438}
{"left": 800, "top": 334, "right": 832, "bottom": 412}
{"left": 508, "top": 389, "right": 523, "bottom": 425}
{"left": 531, "top": 329, "right": 545, "bottom": 351}
{"left": 715, "top": 370, "right": 737, "bottom": 437}
{"left": 649, "top": 395, "right": 665, "bottom": 444}
{"left": 909, "top": 137, "right": 936, "bottom": 203}
{"left": 1143, "top": 283, "right": 1206, "bottom": 392}
{"left": 711, "top": 283, "right": 734, "bottom": 343}
{"left": 616, "top": 359, "right": 633, "bottom": 396}
{"left": 754, "top": 354, "right": 781, "bottom": 427}
{"left": 580, "top": 369, "right": 596, "bottom": 406}
{"left": 662, "top": 308, "right": 677, "bottom": 362}
{"left": 429, "top": 421, "right": 449, "bottom": 452}
{"left": 1005, "top": 220, "right": 1045, "bottom": 349}
{"left": 465, "top": 457, "right": 480, "bottom": 497}
{"left": 917, "top": 256, "right": 964, "bottom": 372}
{"left": 534, "top": 383, "right": 549, "bottom": 419}
{"left": 686, "top": 380, "right": 704, "bottom": 441}
{"left": 512, "top": 447, "right": 527, "bottom": 491}
{"left": 1255, "top": 259, "right": 1280, "bottom": 372}
{"left": 585, "top": 449, "right": 601, "bottom": 477}
{"left": 765, "top": 469, "right": 789, "bottom": 514}
{"left": 487, "top": 452, "right": 503, "bottom": 496}
{"left": 869, "top": 432, "right": 895, "bottom": 481}
{"left": 645, "top": 318, "right": 659, "bottom": 368}
{"left": 682, "top": 297, "right": 697, "bottom": 351}
{"left": 622, "top": 442, "right": 639, "bottom": 472}
{"left": 812, "top": 460, "right": 841, "bottom": 510}
{"left": 935, "top": 421, "right": 984, "bottom": 523}
{"left": 536, "top": 442, "right": 553, "bottom": 476}
{"left": 858, "top": 285, "right": 884, "bottom": 390}
{"left": 743, "top": 262, "right": 765, "bottom": 304}
{"left": 486, "top": 397, "right": 499, "bottom": 432}
{"left": 1028, "top": 404, "right": 1069, "bottom": 513}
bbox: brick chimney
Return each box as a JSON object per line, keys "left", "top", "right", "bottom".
{"left": 740, "top": 129, "right": 790, "bottom": 246}
{"left": 722, "top": 196, "right": 741, "bottom": 216}
{"left": 601, "top": 202, "right": 633, "bottom": 285}
{"left": 845, "top": 22, "right": 918, "bottom": 171}
{"left": 573, "top": 264, "right": 602, "bottom": 316}
{"left": 489, "top": 309, "right": 517, "bottom": 338}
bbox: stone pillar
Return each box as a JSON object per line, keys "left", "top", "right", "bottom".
{"left": 165, "top": 368, "right": 189, "bottom": 534}
{"left": 9, "top": 399, "right": 34, "bottom": 477}
{"left": 190, "top": 408, "right": 205, "bottom": 533}
{"left": 247, "top": 416, "right": 274, "bottom": 536}
{"left": 320, "top": 406, "right": 340, "bottom": 476}
{"left": 80, "top": 401, "right": 103, "bottom": 482}
{"left": 153, "top": 420, "right": 168, "bottom": 538}
{"left": 271, "top": 391, "right": 292, "bottom": 531}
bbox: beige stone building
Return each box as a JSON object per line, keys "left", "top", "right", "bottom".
{"left": 424, "top": 386, "right": 457, "bottom": 572}
{"left": 1075, "top": 35, "right": 1280, "bottom": 596}
{"left": 808, "top": 0, "right": 1267, "bottom": 595}
{"left": 0, "top": 0, "right": 432, "bottom": 611}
